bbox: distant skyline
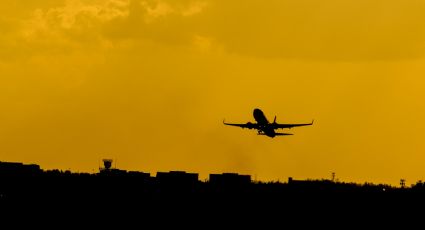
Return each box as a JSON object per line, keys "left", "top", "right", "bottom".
{"left": 1, "top": 0, "right": 425, "bottom": 186}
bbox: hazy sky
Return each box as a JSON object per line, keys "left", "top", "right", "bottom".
{"left": 1, "top": 0, "right": 425, "bottom": 185}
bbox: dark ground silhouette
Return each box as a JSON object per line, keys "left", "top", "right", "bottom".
{"left": 0, "top": 161, "right": 423, "bottom": 227}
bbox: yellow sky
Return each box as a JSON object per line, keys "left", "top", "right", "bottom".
{"left": 1, "top": 0, "right": 425, "bottom": 185}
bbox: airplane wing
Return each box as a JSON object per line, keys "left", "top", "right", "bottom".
{"left": 273, "top": 120, "right": 314, "bottom": 129}
{"left": 223, "top": 120, "right": 259, "bottom": 129}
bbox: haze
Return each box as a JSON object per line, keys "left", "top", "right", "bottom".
{"left": 1, "top": 0, "right": 425, "bottom": 186}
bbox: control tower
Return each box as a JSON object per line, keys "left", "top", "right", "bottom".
{"left": 99, "top": 159, "right": 113, "bottom": 172}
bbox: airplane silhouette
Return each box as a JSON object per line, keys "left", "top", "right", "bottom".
{"left": 223, "top": 108, "right": 313, "bottom": 138}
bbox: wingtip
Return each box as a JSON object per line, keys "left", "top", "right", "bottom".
{"left": 311, "top": 119, "right": 314, "bottom": 125}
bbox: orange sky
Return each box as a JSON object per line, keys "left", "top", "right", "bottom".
{"left": 1, "top": 0, "right": 425, "bottom": 186}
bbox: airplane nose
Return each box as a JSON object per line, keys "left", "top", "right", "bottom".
{"left": 253, "top": 108, "right": 264, "bottom": 118}
{"left": 253, "top": 108, "right": 262, "bottom": 115}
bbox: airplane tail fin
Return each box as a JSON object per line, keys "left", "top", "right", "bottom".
{"left": 273, "top": 115, "right": 277, "bottom": 124}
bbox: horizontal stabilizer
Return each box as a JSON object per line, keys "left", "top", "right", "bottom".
{"left": 258, "top": 133, "right": 293, "bottom": 136}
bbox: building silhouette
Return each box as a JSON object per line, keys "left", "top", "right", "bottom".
{"left": 0, "top": 159, "right": 423, "bottom": 228}
{"left": 0, "top": 161, "right": 41, "bottom": 176}
{"left": 209, "top": 173, "right": 251, "bottom": 190}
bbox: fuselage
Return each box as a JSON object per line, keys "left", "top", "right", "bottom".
{"left": 253, "top": 108, "right": 276, "bottom": 137}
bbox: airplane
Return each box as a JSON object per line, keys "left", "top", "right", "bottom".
{"left": 223, "top": 108, "right": 313, "bottom": 138}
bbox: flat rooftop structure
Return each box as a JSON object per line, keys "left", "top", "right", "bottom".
{"left": 156, "top": 171, "right": 199, "bottom": 188}
{"left": 127, "top": 171, "right": 151, "bottom": 177}
{"left": 209, "top": 173, "right": 251, "bottom": 186}
{"left": 0, "top": 161, "right": 41, "bottom": 175}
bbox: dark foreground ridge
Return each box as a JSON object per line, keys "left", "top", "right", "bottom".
{"left": 1, "top": 161, "right": 424, "bottom": 226}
